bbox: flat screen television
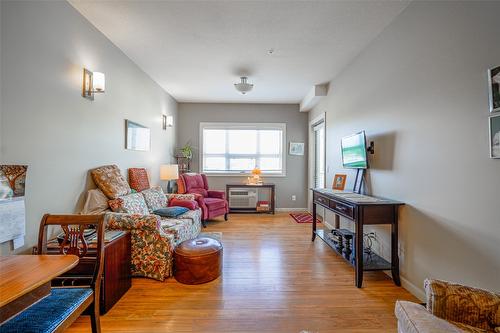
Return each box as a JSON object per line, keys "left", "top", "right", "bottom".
{"left": 341, "top": 131, "right": 368, "bottom": 169}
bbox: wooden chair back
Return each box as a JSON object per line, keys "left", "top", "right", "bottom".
{"left": 37, "top": 214, "right": 105, "bottom": 300}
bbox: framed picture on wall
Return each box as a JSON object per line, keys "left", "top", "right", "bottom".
{"left": 490, "top": 114, "right": 500, "bottom": 158}
{"left": 488, "top": 66, "right": 500, "bottom": 113}
{"left": 289, "top": 142, "right": 304, "bottom": 155}
{"left": 125, "top": 119, "right": 151, "bottom": 151}
{"left": 332, "top": 174, "right": 347, "bottom": 191}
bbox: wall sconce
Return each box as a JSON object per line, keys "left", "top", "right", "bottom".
{"left": 82, "top": 68, "right": 105, "bottom": 100}
{"left": 162, "top": 115, "right": 174, "bottom": 130}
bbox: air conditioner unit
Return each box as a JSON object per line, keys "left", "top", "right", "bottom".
{"left": 229, "top": 188, "right": 258, "bottom": 208}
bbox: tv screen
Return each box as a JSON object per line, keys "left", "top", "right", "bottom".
{"left": 341, "top": 131, "right": 368, "bottom": 169}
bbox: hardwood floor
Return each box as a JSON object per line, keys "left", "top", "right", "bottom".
{"left": 68, "top": 213, "right": 418, "bottom": 333}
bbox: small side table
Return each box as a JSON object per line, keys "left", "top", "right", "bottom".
{"left": 226, "top": 183, "right": 275, "bottom": 214}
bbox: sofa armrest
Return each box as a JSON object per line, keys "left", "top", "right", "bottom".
{"left": 167, "top": 193, "right": 195, "bottom": 200}
{"left": 425, "top": 279, "right": 500, "bottom": 331}
{"left": 208, "top": 190, "right": 225, "bottom": 199}
{"left": 104, "top": 212, "right": 175, "bottom": 281}
{"left": 104, "top": 212, "right": 160, "bottom": 233}
{"left": 395, "top": 301, "right": 465, "bottom": 333}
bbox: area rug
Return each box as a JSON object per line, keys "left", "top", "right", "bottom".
{"left": 289, "top": 212, "right": 321, "bottom": 224}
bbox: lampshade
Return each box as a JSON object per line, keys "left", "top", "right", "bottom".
{"left": 166, "top": 115, "right": 174, "bottom": 127}
{"left": 160, "top": 164, "right": 179, "bottom": 181}
{"left": 93, "top": 72, "right": 105, "bottom": 92}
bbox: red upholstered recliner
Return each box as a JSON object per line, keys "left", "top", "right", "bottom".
{"left": 177, "top": 173, "right": 228, "bottom": 227}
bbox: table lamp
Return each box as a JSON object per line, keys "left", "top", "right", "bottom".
{"left": 160, "top": 164, "right": 179, "bottom": 193}
{"left": 247, "top": 168, "right": 262, "bottom": 185}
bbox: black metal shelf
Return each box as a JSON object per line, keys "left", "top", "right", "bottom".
{"left": 315, "top": 229, "right": 391, "bottom": 271}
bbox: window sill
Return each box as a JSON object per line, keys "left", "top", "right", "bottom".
{"left": 203, "top": 172, "right": 287, "bottom": 178}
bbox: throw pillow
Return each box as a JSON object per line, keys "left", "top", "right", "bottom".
{"left": 108, "top": 192, "right": 149, "bottom": 215}
{"left": 90, "top": 165, "right": 131, "bottom": 199}
{"left": 177, "top": 176, "right": 186, "bottom": 194}
{"left": 168, "top": 198, "right": 198, "bottom": 210}
{"left": 80, "top": 189, "right": 109, "bottom": 214}
{"left": 141, "top": 186, "right": 167, "bottom": 212}
{"left": 153, "top": 207, "right": 189, "bottom": 218}
{"left": 128, "top": 168, "right": 150, "bottom": 192}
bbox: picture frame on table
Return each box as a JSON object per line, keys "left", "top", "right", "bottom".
{"left": 488, "top": 66, "right": 500, "bottom": 113}
{"left": 332, "top": 174, "right": 347, "bottom": 191}
{"left": 489, "top": 114, "right": 500, "bottom": 159}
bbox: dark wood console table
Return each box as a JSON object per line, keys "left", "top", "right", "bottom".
{"left": 226, "top": 183, "right": 275, "bottom": 214}
{"left": 311, "top": 188, "right": 404, "bottom": 288}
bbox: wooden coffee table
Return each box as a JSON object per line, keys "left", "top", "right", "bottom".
{"left": 0, "top": 255, "right": 79, "bottom": 323}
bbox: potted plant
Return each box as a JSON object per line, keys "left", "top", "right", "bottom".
{"left": 180, "top": 143, "right": 193, "bottom": 160}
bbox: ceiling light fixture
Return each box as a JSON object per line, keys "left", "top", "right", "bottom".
{"left": 234, "top": 77, "right": 254, "bottom": 95}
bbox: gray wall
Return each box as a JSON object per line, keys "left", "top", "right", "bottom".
{"left": 178, "top": 103, "right": 308, "bottom": 209}
{"left": 0, "top": 1, "right": 178, "bottom": 254}
{"left": 310, "top": 1, "right": 500, "bottom": 296}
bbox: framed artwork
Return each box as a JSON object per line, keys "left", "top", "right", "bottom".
{"left": 125, "top": 120, "right": 151, "bottom": 151}
{"left": 0, "top": 165, "right": 28, "bottom": 246}
{"left": 332, "top": 174, "right": 347, "bottom": 191}
{"left": 488, "top": 66, "right": 500, "bottom": 113}
{"left": 0, "top": 165, "right": 27, "bottom": 199}
{"left": 289, "top": 142, "right": 304, "bottom": 155}
{"left": 490, "top": 114, "right": 500, "bottom": 159}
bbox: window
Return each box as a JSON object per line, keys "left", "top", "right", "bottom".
{"left": 200, "top": 123, "right": 286, "bottom": 176}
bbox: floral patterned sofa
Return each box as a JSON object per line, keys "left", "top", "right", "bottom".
{"left": 395, "top": 279, "right": 500, "bottom": 333}
{"left": 86, "top": 165, "right": 202, "bottom": 281}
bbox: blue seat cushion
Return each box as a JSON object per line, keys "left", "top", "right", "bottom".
{"left": 153, "top": 206, "right": 189, "bottom": 217}
{"left": 1, "top": 287, "right": 93, "bottom": 333}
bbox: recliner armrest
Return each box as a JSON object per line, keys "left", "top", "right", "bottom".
{"left": 208, "top": 190, "right": 225, "bottom": 199}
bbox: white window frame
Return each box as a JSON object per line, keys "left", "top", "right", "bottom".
{"left": 199, "top": 122, "right": 287, "bottom": 177}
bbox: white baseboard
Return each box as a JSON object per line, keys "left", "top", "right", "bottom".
{"left": 276, "top": 208, "right": 308, "bottom": 212}
{"left": 384, "top": 271, "right": 425, "bottom": 301}
{"left": 400, "top": 276, "right": 425, "bottom": 301}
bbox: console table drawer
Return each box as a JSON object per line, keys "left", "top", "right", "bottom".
{"left": 313, "top": 193, "right": 329, "bottom": 206}
{"left": 329, "top": 201, "right": 354, "bottom": 219}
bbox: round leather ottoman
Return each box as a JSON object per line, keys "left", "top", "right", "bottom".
{"left": 174, "top": 236, "right": 223, "bottom": 284}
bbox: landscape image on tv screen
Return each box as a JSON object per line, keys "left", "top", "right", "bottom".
{"left": 341, "top": 131, "right": 368, "bottom": 169}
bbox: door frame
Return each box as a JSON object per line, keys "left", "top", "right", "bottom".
{"left": 308, "top": 112, "right": 326, "bottom": 212}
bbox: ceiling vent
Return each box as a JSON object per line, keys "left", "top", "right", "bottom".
{"left": 234, "top": 77, "right": 254, "bottom": 95}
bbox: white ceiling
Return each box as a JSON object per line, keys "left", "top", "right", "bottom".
{"left": 69, "top": 1, "right": 410, "bottom": 104}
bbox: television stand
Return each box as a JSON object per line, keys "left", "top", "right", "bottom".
{"left": 311, "top": 188, "right": 404, "bottom": 288}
